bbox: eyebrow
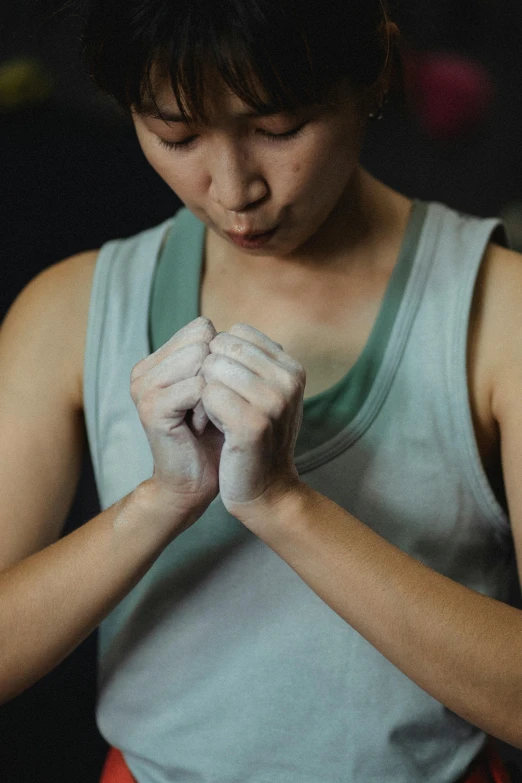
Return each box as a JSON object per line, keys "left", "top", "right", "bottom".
{"left": 138, "top": 104, "right": 293, "bottom": 122}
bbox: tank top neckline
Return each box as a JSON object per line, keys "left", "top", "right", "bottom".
{"left": 149, "top": 199, "right": 436, "bottom": 468}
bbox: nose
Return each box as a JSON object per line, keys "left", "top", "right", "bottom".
{"left": 208, "top": 141, "right": 268, "bottom": 212}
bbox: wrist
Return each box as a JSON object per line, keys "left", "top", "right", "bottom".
{"left": 230, "top": 479, "right": 312, "bottom": 532}
{"left": 133, "top": 479, "right": 208, "bottom": 541}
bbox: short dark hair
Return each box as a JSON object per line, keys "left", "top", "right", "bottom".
{"left": 80, "top": 0, "right": 400, "bottom": 125}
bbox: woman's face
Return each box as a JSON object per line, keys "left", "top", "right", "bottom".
{"left": 131, "top": 72, "right": 370, "bottom": 262}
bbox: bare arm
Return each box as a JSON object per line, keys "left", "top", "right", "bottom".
{"left": 0, "top": 478, "right": 197, "bottom": 705}
{"left": 0, "top": 254, "right": 200, "bottom": 704}
{"left": 230, "top": 243, "right": 522, "bottom": 750}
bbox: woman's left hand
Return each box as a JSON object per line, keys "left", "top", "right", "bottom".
{"left": 199, "top": 323, "right": 306, "bottom": 518}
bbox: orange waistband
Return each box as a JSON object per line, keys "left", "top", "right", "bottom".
{"left": 99, "top": 736, "right": 512, "bottom": 783}
{"left": 458, "top": 736, "right": 511, "bottom": 783}
{"left": 99, "top": 747, "right": 136, "bottom": 783}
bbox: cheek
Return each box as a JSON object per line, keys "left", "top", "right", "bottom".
{"left": 283, "top": 140, "right": 354, "bottom": 200}
{"left": 141, "top": 142, "right": 204, "bottom": 194}
{"left": 145, "top": 149, "right": 170, "bottom": 178}
{"left": 135, "top": 132, "right": 168, "bottom": 176}
{"left": 133, "top": 124, "right": 197, "bottom": 196}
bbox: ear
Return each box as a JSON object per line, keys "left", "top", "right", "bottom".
{"left": 380, "top": 21, "right": 400, "bottom": 93}
{"left": 368, "top": 20, "right": 401, "bottom": 113}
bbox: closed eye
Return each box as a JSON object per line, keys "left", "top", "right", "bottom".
{"left": 258, "top": 123, "right": 308, "bottom": 142}
{"left": 156, "top": 123, "right": 308, "bottom": 151}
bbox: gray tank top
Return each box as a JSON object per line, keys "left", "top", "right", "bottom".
{"left": 83, "top": 200, "right": 514, "bottom": 783}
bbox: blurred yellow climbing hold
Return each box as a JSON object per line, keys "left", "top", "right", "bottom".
{"left": 0, "top": 57, "right": 54, "bottom": 113}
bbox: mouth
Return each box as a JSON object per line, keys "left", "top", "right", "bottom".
{"left": 225, "top": 225, "right": 279, "bottom": 249}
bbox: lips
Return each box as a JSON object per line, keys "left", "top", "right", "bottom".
{"left": 225, "top": 227, "right": 276, "bottom": 240}
{"left": 224, "top": 225, "right": 279, "bottom": 249}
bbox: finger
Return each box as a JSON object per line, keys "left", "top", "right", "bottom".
{"left": 208, "top": 332, "right": 297, "bottom": 396}
{"left": 202, "top": 354, "right": 282, "bottom": 414}
{"left": 131, "top": 342, "right": 209, "bottom": 403}
{"left": 131, "top": 316, "right": 216, "bottom": 383}
{"left": 228, "top": 322, "right": 284, "bottom": 357}
{"left": 190, "top": 400, "right": 209, "bottom": 435}
{"left": 137, "top": 375, "right": 206, "bottom": 430}
{"left": 202, "top": 380, "right": 252, "bottom": 436}
{"left": 191, "top": 368, "right": 210, "bottom": 434}
{"left": 212, "top": 323, "right": 302, "bottom": 379}
{"left": 226, "top": 323, "right": 306, "bottom": 388}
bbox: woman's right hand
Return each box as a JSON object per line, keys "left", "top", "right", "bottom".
{"left": 130, "top": 316, "right": 225, "bottom": 519}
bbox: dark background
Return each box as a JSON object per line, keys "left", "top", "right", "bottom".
{"left": 2, "top": 0, "right": 522, "bottom": 780}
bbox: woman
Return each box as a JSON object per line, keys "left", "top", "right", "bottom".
{"left": 0, "top": 0, "right": 519, "bottom": 781}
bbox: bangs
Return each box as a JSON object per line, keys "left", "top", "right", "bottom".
{"left": 124, "top": 1, "right": 344, "bottom": 126}
{"left": 82, "top": 0, "right": 391, "bottom": 124}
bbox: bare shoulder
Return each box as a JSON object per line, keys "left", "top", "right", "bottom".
{"left": 475, "top": 242, "right": 522, "bottom": 569}
{"left": 54, "top": 249, "right": 99, "bottom": 410}
{"left": 18, "top": 249, "right": 99, "bottom": 411}
{"left": 60, "top": 250, "right": 99, "bottom": 409}
{"left": 473, "top": 242, "right": 522, "bottom": 420}
{"left": 0, "top": 250, "right": 100, "bottom": 566}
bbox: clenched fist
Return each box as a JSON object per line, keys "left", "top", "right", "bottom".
{"left": 130, "top": 316, "right": 225, "bottom": 518}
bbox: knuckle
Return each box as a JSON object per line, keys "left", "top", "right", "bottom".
{"left": 130, "top": 360, "right": 144, "bottom": 384}
{"left": 193, "top": 316, "right": 216, "bottom": 342}
{"left": 293, "top": 375, "right": 305, "bottom": 397}
{"left": 280, "top": 372, "right": 301, "bottom": 399}
{"left": 200, "top": 326, "right": 216, "bottom": 344}
{"left": 130, "top": 376, "right": 144, "bottom": 404}
{"left": 211, "top": 333, "right": 227, "bottom": 352}
{"left": 201, "top": 380, "right": 213, "bottom": 402}
{"left": 279, "top": 375, "right": 294, "bottom": 397}
{"left": 246, "top": 411, "right": 269, "bottom": 436}
{"left": 202, "top": 379, "right": 218, "bottom": 396}
{"left": 201, "top": 351, "right": 215, "bottom": 374}
{"left": 268, "top": 391, "right": 286, "bottom": 419}
{"left": 290, "top": 359, "right": 306, "bottom": 385}
{"left": 137, "top": 390, "right": 156, "bottom": 421}
{"left": 187, "top": 315, "right": 212, "bottom": 331}
{"left": 191, "top": 341, "right": 209, "bottom": 368}
{"left": 199, "top": 341, "right": 211, "bottom": 360}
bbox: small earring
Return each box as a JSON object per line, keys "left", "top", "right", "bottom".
{"left": 368, "top": 92, "right": 389, "bottom": 121}
{"left": 368, "top": 107, "right": 384, "bottom": 121}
